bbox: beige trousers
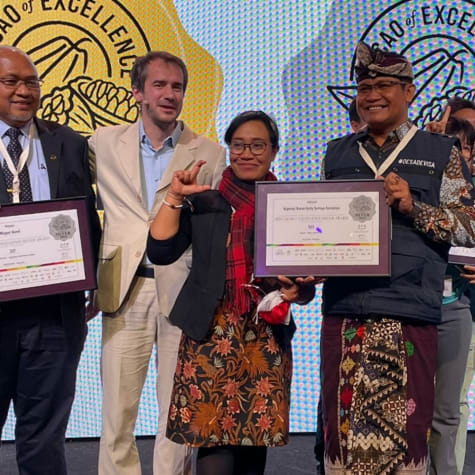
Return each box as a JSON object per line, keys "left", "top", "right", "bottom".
{"left": 98, "top": 276, "right": 192, "bottom": 475}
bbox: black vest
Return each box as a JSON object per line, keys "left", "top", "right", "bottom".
{"left": 322, "top": 129, "right": 456, "bottom": 324}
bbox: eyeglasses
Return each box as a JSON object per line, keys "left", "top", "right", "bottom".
{"left": 356, "top": 80, "right": 406, "bottom": 95}
{"left": 229, "top": 141, "right": 268, "bottom": 156}
{"left": 0, "top": 77, "right": 44, "bottom": 90}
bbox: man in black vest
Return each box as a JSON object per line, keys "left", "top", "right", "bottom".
{"left": 320, "top": 42, "right": 475, "bottom": 474}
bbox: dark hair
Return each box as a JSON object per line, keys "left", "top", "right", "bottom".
{"left": 130, "top": 51, "right": 188, "bottom": 93}
{"left": 446, "top": 116, "right": 475, "bottom": 150}
{"left": 348, "top": 98, "right": 360, "bottom": 123}
{"left": 224, "top": 111, "right": 279, "bottom": 149}
{"left": 447, "top": 96, "right": 475, "bottom": 114}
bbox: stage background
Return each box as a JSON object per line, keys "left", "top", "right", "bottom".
{"left": 1, "top": 0, "right": 474, "bottom": 439}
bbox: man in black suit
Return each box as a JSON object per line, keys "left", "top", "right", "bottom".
{"left": 0, "top": 45, "right": 100, "bottom": 474}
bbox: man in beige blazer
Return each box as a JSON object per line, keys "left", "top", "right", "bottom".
{"left": 89, "top": 51, "right": 226, "bottom": 475}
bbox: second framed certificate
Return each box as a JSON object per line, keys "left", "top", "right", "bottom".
{"left": 254, "top": 180, "right": 391, "bottom": 277}
{"left": 448, "top": 247, "right": 475, "bottom": 266}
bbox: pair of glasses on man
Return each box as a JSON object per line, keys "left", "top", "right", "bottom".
{"left": 0, "top": 77, "right": 44, "bottom": 90}
{"left": 229, "top": 142, "right": 268, "bottom": 156}
{"left": 356, "top": 80, "right": 407, "bottom": 95}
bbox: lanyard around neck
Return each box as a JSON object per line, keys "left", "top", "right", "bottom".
{"left": 357, "top": 125, "right": 418, "bottom": 178}
{"left": 0, "top": 123, "right": 35, "bottom": 203}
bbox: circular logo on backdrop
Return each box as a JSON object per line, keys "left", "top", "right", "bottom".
{"left": 327, "top": 0, "right": 475, "bottom": 126}
{"left": 0, "top": 0, "right": 150, "bottom": 135}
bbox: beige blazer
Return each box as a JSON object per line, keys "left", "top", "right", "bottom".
{"left": 89, "top": 121, "right": 226, "bottom": 314}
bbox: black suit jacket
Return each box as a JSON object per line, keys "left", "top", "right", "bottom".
{"left": 147, "top": 191, "right": 298, "bottom": 347}
{"left": 147, "top": 191, "right": 230, "bottom": 341}
{"left": 0, "top": 118, "right": 101, "bottom": 353}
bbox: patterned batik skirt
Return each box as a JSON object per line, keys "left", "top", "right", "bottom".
{"left": 321, "top": 316, "right": 437, "bottom": 475}
{"left": 166, "top": 304, "right": 293, "bottom": 447}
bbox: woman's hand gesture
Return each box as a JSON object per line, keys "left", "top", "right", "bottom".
{"left": 169, "top": 160, "right": 211, "bottom": 199}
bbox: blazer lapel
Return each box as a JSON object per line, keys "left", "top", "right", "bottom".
{"left": 36, "top": 119, "right": 62, "bottom": 199}
{"left": 117, "top": 122, "right": 143, "bottom": 205}
{"left": 156, "top": 124, "right": 197, "bottom": 194}
{"left": 0, "top": 128, "right": 8, "bottom": 201}
{"left": 150, "top": 124, "right": 197, "bottom": 215}
{"left": 0, "top": 173, "right": 9, "bottom": 202}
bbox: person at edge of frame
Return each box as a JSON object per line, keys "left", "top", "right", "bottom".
{"left": 426, "top": 102, "right": 475, "bottom": 475}
{"left": 319, "top": 41, "right": 475, "bottom": 474}
{"left": 0, "top": 45, "right": 101, "bottom": 475}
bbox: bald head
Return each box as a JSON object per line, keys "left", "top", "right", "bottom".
{"left": 0, "top": 45, "right": 36, "bottom": 69}
{"left": 0, "top": 45, "right": 41, "bottom": 127}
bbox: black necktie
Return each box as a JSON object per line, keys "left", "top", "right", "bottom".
{"left": 3, "top": 127, "right": 33, "bottom": 202}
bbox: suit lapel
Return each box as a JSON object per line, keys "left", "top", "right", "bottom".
{"left": 36, "top": 119, "right": 62, "bottom": 199}
{"left": 0, "top": 173, "right": 9, "bottom": 203}
{"left": 156, "top": 124, "right": 197, "bottom": 194}
{"left": 117, "top": 122, "right": 143, "bottom": 204}
{"left": 0, "top": 128, "right": 8, "bottom": 201}
{"left": 150, "top": 124, "right": 197, "bottom": 215}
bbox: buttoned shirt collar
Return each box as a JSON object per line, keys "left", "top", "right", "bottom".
{"left": 139, "top": 120, "right": 183, "bottom": 151}
{"left": 359, "top": 120, "right": 413, "bottom": 149}
{"left": 0, "top": 119, "right": 32, "bottom": 140}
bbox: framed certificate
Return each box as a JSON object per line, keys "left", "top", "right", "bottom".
{"left": 254, "top": 180, "right": 391, "bottom": 277}
{"left": 0, "top": 197, "right": 96, "bottom": 301}
{"left": 448, "top": 247, "right": 475, "bottom": 266}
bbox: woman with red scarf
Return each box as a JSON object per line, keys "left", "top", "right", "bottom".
{"left": 147, "top": 111, "right": 317, "bottom": 475}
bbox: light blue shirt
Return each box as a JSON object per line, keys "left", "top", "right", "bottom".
{"left": 139, "top": 120, "right": 182, "bottom": 212}
{"left": 139, "top": 120, "right": 182, "bottom": 265}
{"left": 0, "top": 119, "right": 51, "bottom": 201}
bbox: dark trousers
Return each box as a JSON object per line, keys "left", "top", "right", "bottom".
{"left": 314, "top": 398, "right": 325, "bottom": 474}
{"left": 0, "top": 298, "right": 82, "bottom": 475}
